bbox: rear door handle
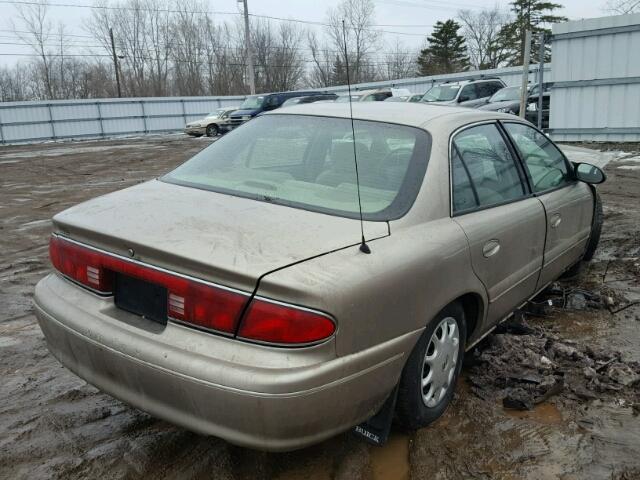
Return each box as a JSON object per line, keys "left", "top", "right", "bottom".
{"left": 550, "top": 213, "right": 562, "bottom": 228}
{"left": 482, "top": 240, "right": 501, "bottom": 258}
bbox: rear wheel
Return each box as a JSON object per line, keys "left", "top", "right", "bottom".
{"left": 206, "top": 124, "right": 219, "bottom": 137}
{"left": 396, "top": 303, "right": 466, "bottom": 429}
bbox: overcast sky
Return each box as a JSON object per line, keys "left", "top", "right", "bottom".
{"left": 0, "top": 0, "right": 611, "bottom": 66}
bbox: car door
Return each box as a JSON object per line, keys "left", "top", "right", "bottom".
{"left": 502, "top": 122, "right": 594, "bottom": 289}
{"left": 451, "top": 123, "right": 547, "bottom": 326}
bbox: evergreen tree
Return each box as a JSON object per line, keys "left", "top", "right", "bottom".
{"left": 496, "top": 0, "right": 567, "bottom": 66}
{"left": 417, "top": 20, "right": 470, "bottom": 76}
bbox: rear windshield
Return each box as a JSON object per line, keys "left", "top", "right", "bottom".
{"left": 162, "top": 115, "right": 430, "bottom": 221}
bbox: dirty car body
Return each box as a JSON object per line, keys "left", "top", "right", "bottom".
{"left": 34, "top": 103, "right": 604, "bottom": 451}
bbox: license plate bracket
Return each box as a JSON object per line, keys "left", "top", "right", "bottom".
{"left": 114, "top": 273, "right": 168, "bottom": 325}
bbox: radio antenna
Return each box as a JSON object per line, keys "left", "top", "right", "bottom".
{"left": 342, "top": 19, "right": 371, "bottom": 254}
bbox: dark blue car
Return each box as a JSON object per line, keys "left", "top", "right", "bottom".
{"left": 225, "top": 91, "right": 324, "bottom": 130}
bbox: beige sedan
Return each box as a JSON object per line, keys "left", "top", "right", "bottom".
{"left": 34, "top": 103, "right": 605, "bottom": 451}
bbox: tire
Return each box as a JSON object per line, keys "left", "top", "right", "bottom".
{"left": 583, "top": 190, "right": 603, "bottom": 262}
{"left": 206, "top": 124, "right": 219, "bottom": 137}
{"left": 396, "top": 303, "right": 467, "bottom": 430}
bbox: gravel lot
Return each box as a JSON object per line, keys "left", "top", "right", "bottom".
{"left": 1, "top": 135, "right": 639, "bottom": 480}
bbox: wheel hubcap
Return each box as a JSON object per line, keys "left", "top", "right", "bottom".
{"left": 421, "top": 317, "right": 460, "bottom": 408}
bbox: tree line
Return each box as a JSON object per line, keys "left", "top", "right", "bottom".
{"left": 0, "top": 0, "right": 584, "bottom": 102}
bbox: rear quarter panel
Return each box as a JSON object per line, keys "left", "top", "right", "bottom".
{"left": 254, "top": 218, "right": 487, "bottom": 358}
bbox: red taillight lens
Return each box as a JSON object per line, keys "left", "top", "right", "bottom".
{"left": 49, "top": 235, "right": 247, "bottom": 334}
{"left": 49, "top": 235, "right": 114, "bottom": 292}
{"left": 238, "top": 299, "right": 335, "bottom": 346}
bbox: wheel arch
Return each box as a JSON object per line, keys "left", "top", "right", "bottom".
{"left": 434, "top": 291, "right": 485, "bottom": 348}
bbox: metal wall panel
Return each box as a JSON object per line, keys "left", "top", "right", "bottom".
{"left": 549, "top": 13, "right": 640, "bottom": 141}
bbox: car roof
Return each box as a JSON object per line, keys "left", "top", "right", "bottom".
{"left": 265, "top": 102, "right": 516, "bottom": 130}
{"left": 439, "top": 78, "right": 504, "bottom": 87}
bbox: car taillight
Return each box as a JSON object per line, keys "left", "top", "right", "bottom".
{"left": 49, "top": 235, "right": 248, "bottom": 334}
{"left": 49, "top": 235, "right": 114, "bottom": 292}
{"left": 238, "top": 299, "right": 335, "bottom": 346}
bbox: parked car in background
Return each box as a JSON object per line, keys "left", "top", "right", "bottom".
{"left": 281, "top": 93, "right": 338, "bottom": 107}
{"left": 477, "top": 86, "right": 522, "bottom": 114}
{"left": 477, "top": 83, "right": 552, "bottom": 117}
{"left": 526, "top": 91, "right": 551, "bottom": 129}
{"left": 335, "top": 88, "right": 393, "bottom": 102}
{"left": 420, "top": 78, "right": 505, "bottom": 108}
{"left": 384, "top": 93, "right": 424, "bottom": 103}
{"left": 226, "top": 91, "right": 323, "bottom": 130}
{"left": 184, "top": 106, "right": 238, "bottom": 137}
{"left": 35, "top": 102, "right": 605, "bottom": 452}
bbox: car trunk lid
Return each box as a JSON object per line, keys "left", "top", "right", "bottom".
{"left": 52, "top": 180, "right": 389, "bottom": 293}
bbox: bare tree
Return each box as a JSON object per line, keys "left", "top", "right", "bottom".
{"left": 0, "top": 64, "right": 30, "bottom": 101}
{"left": 604, "top": 0, "right": 640, "bottom": 13}
{"left": 251, "top": 20, "right": 305, "bottom": 92}
{"left": 307, "top": 30, "right": 335, "bottom": 87}
{"left": 326, "top": 0, "right": 378, "bottom": 83}
{"left": 12, "top": 0, "right": 55, "bottom": 99}
{"left": 382, "top": 39, "right": 416, "bottom": 80}
{"left": 458, "top": 7, "right": 510, "bottom": 70}
{"left": 171, "top": 0, "right": 208, "bottom": 96}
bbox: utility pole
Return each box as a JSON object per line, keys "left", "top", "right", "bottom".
{"left": 518, "top": 30, "right": 532, "bottom": 119}
{"left": 239, "top": 0, "right": 256, "bottom": 95}
{"left": 109, "top": 27, "right": 122, "bottom": 98}
{"left": 537, "top": 31, "right": 546, "bottom": 129}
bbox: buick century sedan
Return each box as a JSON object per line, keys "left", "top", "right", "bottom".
{"left": 34, "top": 103, "right": 605, "bottom": 451}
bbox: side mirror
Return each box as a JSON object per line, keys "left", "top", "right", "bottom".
{"left": 458, "top": 95, "right": 470, "bottom": 103}
{"left": 575, "top": 162, "right": 606, "bottom": 184}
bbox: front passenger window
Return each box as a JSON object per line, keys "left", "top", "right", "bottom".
{"left": 452, "top": 124, "right": 526, "bottom": 212}
{"left": 503, "top": 123, "right": 571, "bottom": 193}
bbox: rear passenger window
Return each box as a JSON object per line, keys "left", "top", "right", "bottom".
{"left": 476, "top": 82, "right": 499, "bottom": 98}
{"left": 503, "top": 123, "right": 571, "bottom": 192}
{"left": 460, "top": 84, "right": 478, "bottom": 101}
{"left": 452, "top": 124, "right": 526, "bottom": 212}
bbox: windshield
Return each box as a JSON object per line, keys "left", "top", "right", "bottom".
{"left": 240, "top": 95, "right": 266, "bottom": 109}
{"left": 163, "top": 115, "right": 430, "bottom": 220}
{"left": 489, "top": 87, "right": 520, "bottom": 103}
{"left": 422, "top": 85, "right": 460, "bottom": 102}
{"left": 207, "top": 108, "right": 227, "bottom": 118}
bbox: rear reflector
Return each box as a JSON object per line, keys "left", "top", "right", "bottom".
{"left": 49, "top": 235, "right": 247, "bottom": 334}
{"left": 238, "top": 299, "right": 335, "bottom": 345}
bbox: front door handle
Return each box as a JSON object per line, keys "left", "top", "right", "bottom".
{"left": 550, "top": 213, "right": 562, "bottom": 228}
{"left": 482, "top": 239, "right": 501, "bottom": 258}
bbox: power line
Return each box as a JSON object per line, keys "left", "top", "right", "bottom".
{"left": 0, "top": 0, "right": 430, "bottom": 37}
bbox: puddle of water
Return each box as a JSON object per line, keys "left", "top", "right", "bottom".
{"left": 504, "top": 402, "right": 562, "bottom": 425}
{"left": 370, "top": 433, "right": 410, "bottom": 480}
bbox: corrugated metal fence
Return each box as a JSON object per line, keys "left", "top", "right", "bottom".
{"left": 0, "top": 96, "right": 244, "bottom": 144}
{"left": 549, "top": 12, "right": 640, "bottom": 142}
{"left": 0, "top": 65, "right": 544, "bottom": 144}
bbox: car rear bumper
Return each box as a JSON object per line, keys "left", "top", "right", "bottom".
{"left": 34, "top": 273, "right": 416, "bottom": 451}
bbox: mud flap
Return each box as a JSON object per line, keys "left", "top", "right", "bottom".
{"left": 352, "top": 385, "right": 399, "bottom": 446}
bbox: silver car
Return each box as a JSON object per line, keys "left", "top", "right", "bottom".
{"left": 35, "top": 103, "right": 605, "bottom": 451}
{"left": 184, "top": 106, "right": 238, "bottom": 137}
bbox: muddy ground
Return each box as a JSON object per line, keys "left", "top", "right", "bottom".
{"left": 1, "top": 136, "right": 639, "bottom": 480}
